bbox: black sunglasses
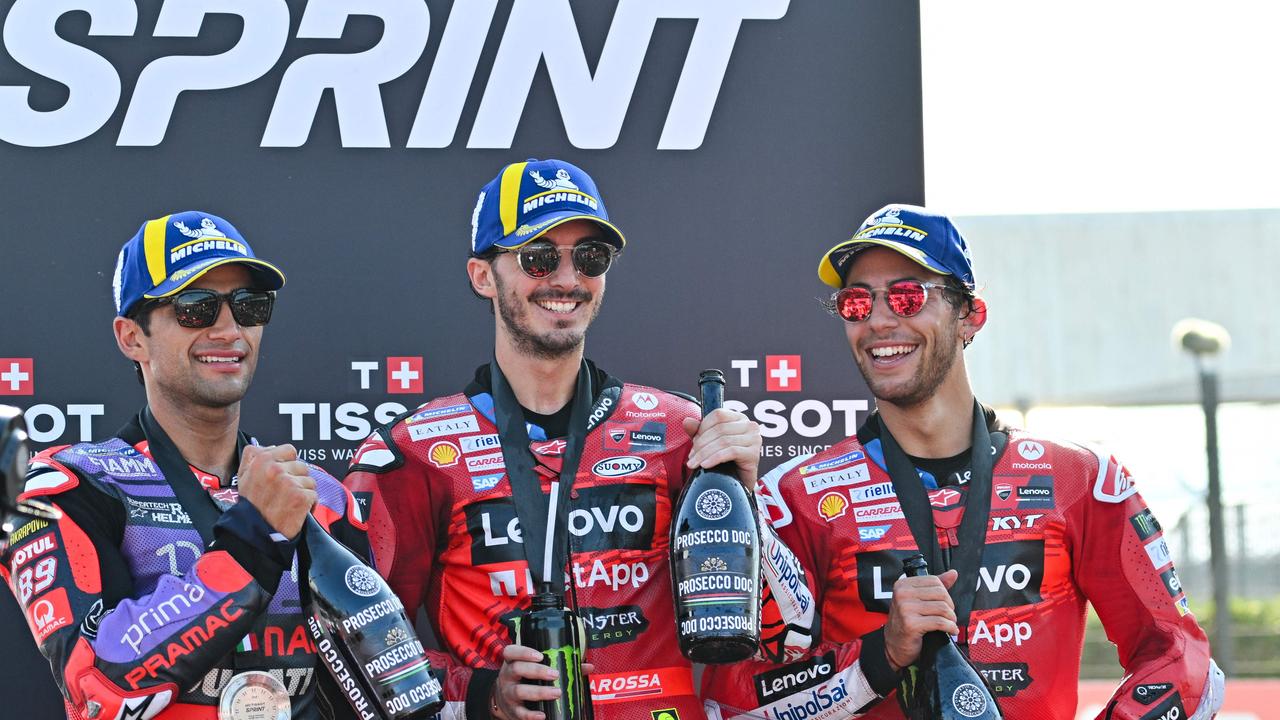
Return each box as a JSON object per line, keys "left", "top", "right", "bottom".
{"left": 148, "top": 289, "right": 275, "bottom": 328}
{"left": 499, "top": 240, "right": 618, "bottom": 279}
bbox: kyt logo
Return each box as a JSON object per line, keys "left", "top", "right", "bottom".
{"left": 0, "top": 358, "right": 34, "bottom": 395}
{"left": 349, "top": 358, "right": 424, "bottom": 394}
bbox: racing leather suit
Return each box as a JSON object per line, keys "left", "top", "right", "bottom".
{"left": 344, "top": 363, "right": 814, "bottom": 720}
{"left": 702, "top": 408, "right": 1224, "bottom": 720}
{"left": 1, "top": 412, "right": 370, "bottom": 720}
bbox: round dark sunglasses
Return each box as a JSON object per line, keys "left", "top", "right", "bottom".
{"left": 827, "top": 280, "right": 957, "bottom": 322}
{"left": 149, "top": 289, "right": 276, "bottom": 328}
{"left": 500, "top": 240, "right": 617, "bottom": 279}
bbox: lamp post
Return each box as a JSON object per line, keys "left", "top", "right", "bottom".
{"left": 1171, "top": 318, "right": 1232, "bottom": 673}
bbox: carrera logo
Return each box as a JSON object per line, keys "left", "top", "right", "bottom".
{"left": 753, "top": 651, "right": 834, "bottom": 704}
{"left": 593, "top": 456, "right": 646, "bottom": 477}
{"left": 853, "top": 502, "right": 903, "bottom": 523}
{"left": 465, "top": 452, "right": 505, "bottom": 473}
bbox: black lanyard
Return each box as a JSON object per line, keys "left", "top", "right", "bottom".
{"left": 138, "top": 407, "right": 243, "bottom": 547}
{"left": 489, "top": 360, "right": 592, "bottom": 597}
{"left": 878, "top": 400, "right": 1005, "bottom": 634}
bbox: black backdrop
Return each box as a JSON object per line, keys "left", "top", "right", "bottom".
{"left": 0, "top": 1, "right": 923, "bottom": 714}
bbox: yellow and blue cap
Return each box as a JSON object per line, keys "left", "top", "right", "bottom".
{"left": 818, "top": 204, "right": 975, "bottom": 290}
{"left": 112, "top": 211, "right": 286, "bottom": 317}
{"left": 470, "top": 159, "right": 625, "bottom": 255}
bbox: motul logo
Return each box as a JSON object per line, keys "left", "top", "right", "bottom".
{"left": 0, "top": 0, "right": 790, "bottom": 148}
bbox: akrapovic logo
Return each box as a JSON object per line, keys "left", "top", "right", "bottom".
{"left": 0, "top": 0, "right": 790, "bottom": 149}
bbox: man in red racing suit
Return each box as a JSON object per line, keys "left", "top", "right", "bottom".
{"left": 702, "top": 204, "right": 1224, "bottom": 720}
{"left": 345, "top": 159, "right": 814, "bottom": 720}
{"left": 2, "top": 211, "right": 370, "bottom": 719}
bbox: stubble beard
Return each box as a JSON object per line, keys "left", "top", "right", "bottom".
{"left": 855, "top": 317, "right": 961, "bottom": 409}
{"left": 494, "top": 273, "right": 602, "bottom": 360}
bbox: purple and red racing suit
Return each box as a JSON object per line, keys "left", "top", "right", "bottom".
{"left": 701, "top": 408, "right": 1224, "bottom": 720}
{"left": 1, "top": 412, "right": 369, "bottom": 720}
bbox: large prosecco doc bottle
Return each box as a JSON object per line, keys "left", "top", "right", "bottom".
{"left": 670, "top": 369, "right": 760, "bottom": 663}
{"left": 299, "top": 516, "right": 444, "bottom": 719}
{"left": 898, "top": 554, "right": 1002, "bottom": 720}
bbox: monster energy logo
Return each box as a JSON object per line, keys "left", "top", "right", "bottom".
{"left": 544, "top": 644, "right": 582, "bottom": 718}
{"left": 1129, "top": 509, "right": 1162, "bottom": 541}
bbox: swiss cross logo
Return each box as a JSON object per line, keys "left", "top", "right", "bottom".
{"left": 765, "top": 355, "right": 802, "bottom": 392}
{"left": 385, "top": 357, "right": 424, "bottom": 394}
{"left": 0, "top": 358, "right": 34, "bottom": 395}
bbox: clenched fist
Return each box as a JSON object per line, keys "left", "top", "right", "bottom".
{"left": 236, "top": 444, "right": 316, "bottom": 538}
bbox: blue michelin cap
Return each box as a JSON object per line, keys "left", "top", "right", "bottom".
{"left": 112, "top": 211, "right": 286, "bottom": 317}
{"left": 818, "top": 204, "right": 975, "bottom": 290}
{"left": 470, "top": 159, "right": 626, "bottom": 255}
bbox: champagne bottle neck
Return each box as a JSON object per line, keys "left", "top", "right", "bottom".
{"left": 698, "top": 370, "right": 725, "bottom": 418}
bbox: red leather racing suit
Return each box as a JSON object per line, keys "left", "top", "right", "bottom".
{"left": 702, "top": 408, "right": 1223, "bottom": 720}
{"left": 0, "top": 412, "right": 370, "bottom": 720}
{"left": 345, "top": 363, "right": 814, "bottom": 720}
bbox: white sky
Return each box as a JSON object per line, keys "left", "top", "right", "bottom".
{"left": 920, "top": 1, "right": 1280, "bottom": 216}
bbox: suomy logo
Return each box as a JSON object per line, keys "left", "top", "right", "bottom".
{"left": 0, "top": 0, "right": 790, "bottom": 149}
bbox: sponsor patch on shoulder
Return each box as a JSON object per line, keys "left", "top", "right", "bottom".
{"left": 1093, "top": 453, "right": 1138, "bottom": 503}
{"left": 21, "top": 463, "right": 78, "bottom": 497}
{"left": 1138, "top": 691, "right": 1184, "bottom": 720}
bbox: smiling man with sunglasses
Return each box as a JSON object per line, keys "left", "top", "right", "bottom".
{"left": 344, "top": 159, "right": 824, "bottom": 720}
{"left": 5, "top": 211, "right": 369, "bottom": 719}
{"left": 702, "top": 204, "right": 1223, "bottom": 719}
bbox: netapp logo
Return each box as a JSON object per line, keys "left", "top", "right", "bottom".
{"left": 0, "top": 0, "right": 790, "bottom": 149}
{"left": 465, "top": 484, "right": 656, "bottom": 564}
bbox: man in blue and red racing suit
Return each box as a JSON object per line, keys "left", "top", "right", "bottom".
{"left": 345, "top": 159, "right": 815, "bottom": 720}
{"left": 2, "top": 211, "right": 369, "bottom": 719}
{"left": 701, "top": 205, "right": 1225, "bottom": 719}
